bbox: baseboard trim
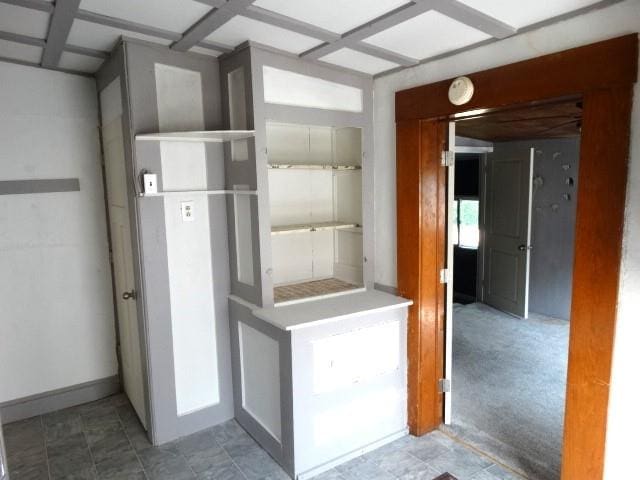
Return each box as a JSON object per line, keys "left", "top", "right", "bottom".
{"left": 374, "top": 283, "right": 398, "bottom": 296}
{"left": 0, "top": 375, "right": 120, "bottom": 424}
{"left": 297, "top": 429, "right": 408, "bottom": 480}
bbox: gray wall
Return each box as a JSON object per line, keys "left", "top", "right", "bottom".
{"left": 528, "top": 137, "right": 580, "bottom": 320}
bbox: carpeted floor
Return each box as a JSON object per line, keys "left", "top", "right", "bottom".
{"left": 444, "top": 303, "right": 569, "bottom": 480}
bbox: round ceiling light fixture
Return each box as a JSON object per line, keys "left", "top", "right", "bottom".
{"left": 448, "top": 76, "right": 474, "bottom": 105}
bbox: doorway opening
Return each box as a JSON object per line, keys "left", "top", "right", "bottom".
{"left": 444, "top": 99, "right": 583, "bottom": 479}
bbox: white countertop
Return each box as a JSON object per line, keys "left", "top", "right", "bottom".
{"left": 252, "top": 289, "right": 413, "bottom": 331}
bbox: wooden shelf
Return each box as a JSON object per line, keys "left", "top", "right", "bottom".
{"left": 268, "top": 163, "right": 360, "bottom": 170}
{"left": 139, "top": 189, "right": 257, "bottom": 197}
{"left": 135, "top": 130, "right": 255, "bottom": 143}
{"left": 271, "top": 221, "right": 358, "bottom": 235}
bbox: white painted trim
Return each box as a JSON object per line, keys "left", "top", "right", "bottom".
{"left": 0, "top": 376, "right": 120, "bottom": 424}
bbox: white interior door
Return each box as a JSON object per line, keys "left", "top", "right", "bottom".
{"left": 444, "top": 122, "right": 455, "bottom": 424}
{"left": 102, "top": 115, "right": 147, "bottom": 427}
{"left": 482, "top": 144, "right": 534, "bottom": 318}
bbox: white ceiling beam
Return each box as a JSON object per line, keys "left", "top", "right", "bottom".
{"left": 75, "top": 10, "right": 182, "bottom": 42}
{"left": 0, "top": 53, "right": 92, "bottom": 76}
{"left": 0, "top": 0, "right": 52, "bottom": 13}
{"left": 0, "top": 29, "right": 44, "bottom": 47}
{"left": 241, "top": 5, "right": 339, "bottom": 43}
{"left": 64, "top": 44, "right": 109, "bottom": 59}
{"left": 301, "top": 1, "right": 438, "bottom": 61}
{"left": 350, "top": 42, "right": 417, "bottom": 67}
{"left": 171, "top": 0, "right": 255, "bottom": 52}
{"left": 0, "top": 28, "right": 108, "bottom": 58}
{"left": 41, "top": 0, "right": 81, "bottom": 67}
{"left": 431, "top": 0, "right": 516, "bottom": 39}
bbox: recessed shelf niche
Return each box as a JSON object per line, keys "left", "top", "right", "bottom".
{"left": 267, "top": 122, "right": 364, "bottom": 303}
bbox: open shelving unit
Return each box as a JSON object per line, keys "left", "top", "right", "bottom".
{"left": 267, "top": 164, "right": 361, "bottom": 171}
{"left": 271, "top": 221, "right": 358, "bottom": 235}
{"left": 267, "top": 122, "right": 364, "bottom": 302}
{"left": 139, "top": 189, "right": 257, "bottom": 197}
{"left": 135, "top": 130, "right": 255, "bottom": 143}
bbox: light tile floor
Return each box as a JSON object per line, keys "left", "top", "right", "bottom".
{"left": 4, "top": 394, "right": 524, "bottom": 480}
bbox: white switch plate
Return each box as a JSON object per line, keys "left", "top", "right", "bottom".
{"left": 181, "top": 201, "right": 195, "bottom": 222}
{"left": 143, "top": 174, "right": 158, "bottom": 194}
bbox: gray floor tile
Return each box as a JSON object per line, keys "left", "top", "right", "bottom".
{"left": 403, "top": 433, "right": 455, "bottom": 464}
{"left": 48, "top": 449, "right": 96, "bottom": 480}
{"left": 47, "top": 432, "right": 90, "bottom": 459}
{"left": 5, "top": 459, "right": 49, "bottom": 480}
{"left": 87, "top": 429, "right": 135, "bottom": 464}
{"left": 3, "top": 398, "right": 518, "bottom": 480}
{"left": 95, "top": 450, "right": 143, "bottom": 479}
{"left": 43, "top": 408, "right": 84, "bottom": 443}
{"left": 210, "top": 421, "right": 249, "bottom": 447}
{"left": 310, "top": 470, "right": 345, "bottom": 480}
{"left": 4, "top": 417, "right": 43, "bottom": 439}
{"left": 470, "top": 464, "right": 523, "bottom": 480}
{"left": 110, "top": 394, "right": 131, "bottom": 407}
{"left": 4, "top": 417, "right": 45, "bottom": 455}
{"left": 6, "top": 442, "right": 46, "bottom": 469}
{"left": 336, "top": 457, "right": 396, "bottom": 480}
{"left": 141, "top": 453, "right": 196, "bottom": 480}
{"left": 182, "top": 445, "right": 232, "bottom": 474}
{"left": 127, "top": 429, "right": 153, "bottom": 453}
{"left": 223, "top": 442, "right": 288, "bottom": 480}
{"left": 82, "top": 411, "right": 122, "bottom": 432}
{"left": 174, "top": 429, "right": 219, "bottom": 456}
{"left": 427, "top": 445, "right": 493, "bottom": 480}
{"left": 366, "top": 448, "right": 439, "bottom": 480}
{"left": 197, "top": 462, "right": 245, "bottom": 480}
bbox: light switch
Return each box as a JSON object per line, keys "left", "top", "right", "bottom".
{"left": 181, "top": 201, "right": 195, "bottom": 222}
{"left": 143, "top": 174, "right": 158, "bottom": 194}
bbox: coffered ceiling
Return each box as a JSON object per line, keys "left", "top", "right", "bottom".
{"left": 0, "top": 0, "right": 623, "bottom": 77}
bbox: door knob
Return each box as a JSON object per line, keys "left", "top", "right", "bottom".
{"left": 518, "top": 244, "right": 533, "bottom": 251}
{"left": 122, "top": 289, "right": 137, "bottom": 300}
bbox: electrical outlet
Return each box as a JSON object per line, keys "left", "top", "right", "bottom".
{"left": 181, "top": 201, "right": 195, "bottom": 222}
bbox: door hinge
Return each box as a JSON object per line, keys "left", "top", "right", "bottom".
{"left": 438, "top": 378, "right": 451, "bottom": 393}
{"left": 441, "top": 150, "right": 454, "bottom": 167}
{"left": 440, "top": 268, "right": 451, "bottom": 284}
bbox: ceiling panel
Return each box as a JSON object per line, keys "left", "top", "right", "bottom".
{"left": 252, "top": 0, "right": 409, "bottom": 34}
{"left": 363, "top": 10, "right": 490, "bottom": 60}
{"left": 188, "top": 46, "right": 223, "bottom": 57}
{"left": 78, "top": 0, "right": 211, "bottom": 34}
{"left": 0, "top": 3, "right": 50, "bottom": 39}
{"left": 67, "top": 20, "right": 173, "bottom": 51}
{"left": 59, "top": 51, "right": 105, "bottom": 73}
{"left": 0, "top": 39, "right": 43, "bottom": 63}
{"left": 319, "top": 48, "right": 399, "bottom": 75}
{"left": 205, "top": 16, "right": 323, "bottom": 55}
{"left": 457, "top": 0, "right": 601, "bottom": 29}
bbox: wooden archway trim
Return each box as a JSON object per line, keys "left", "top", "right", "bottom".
{"left": 395, "top": 34, "right": 637, "bottom": 480}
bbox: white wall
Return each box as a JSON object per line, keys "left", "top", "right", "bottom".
{"left": 372, "top": 1, "right": 640, "bottom": 477}
{"left": 0, "top": 62, "right": 117, "bottom": 402}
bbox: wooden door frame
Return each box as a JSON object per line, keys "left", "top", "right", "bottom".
{"left": 395, "top": 34, "right": 637, "bottom": 480}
